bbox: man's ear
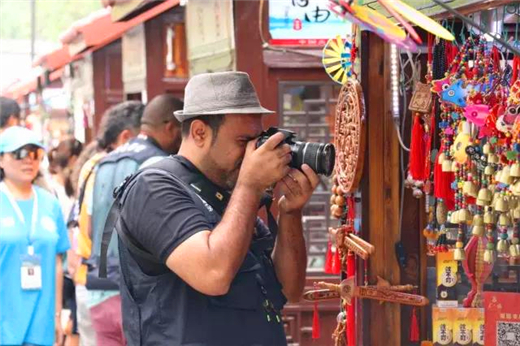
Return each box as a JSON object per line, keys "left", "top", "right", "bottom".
{"left": 116, "top": 129, "right": 135, "bottom": 146}
{"left": 190, "top": 120, "right": 211, "bottom": 147}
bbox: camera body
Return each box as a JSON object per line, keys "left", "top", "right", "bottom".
{"left": 256, "top": 127, "right": 335, "bottom": 176}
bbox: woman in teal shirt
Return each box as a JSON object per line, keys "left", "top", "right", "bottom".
{"left": 0, "top": 126, "right": 70, "bottom": 346}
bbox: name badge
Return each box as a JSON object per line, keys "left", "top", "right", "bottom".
{"left": 20, "top": 251, "right": 42, "bottom": 290}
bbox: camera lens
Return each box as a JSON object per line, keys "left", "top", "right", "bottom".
{"left": 293, "top": 142, "right": 335, "bottom": 176}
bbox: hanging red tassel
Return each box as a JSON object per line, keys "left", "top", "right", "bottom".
{"left": 331, "top": 246, "right": 341, "bottom": 275}
{"left": 409, "top": 114, "right": 425, "bottom": 181}
{"left": 324, "top": 241, "right": 333, "bottom": 274}
{"left": 346, "top": 252, "right": 356, "bottom": 346}
{"left": 434, "top": 143, "right": 455, "bottom": 211}
{"left": 410, "top": 307, "right": 420, "bottom": 342}
{"left": 513, "top": 56, "right": 520, "bottom": 84}
{"left": 312, "top": 302, "right": 320, "bottom": 340}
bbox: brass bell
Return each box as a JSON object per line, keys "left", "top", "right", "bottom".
{"left": 509, "top": 197, "right": 518, "bottom": 210}
{"left": 463, "top": 181, "right": 473, "bottom": 195}
{"left": 473, "top": 214, "right": 484, "bottom": 226}
{"left": 483, "top": 143, "right": 491, "bottom": 154}
{"left": 483, "top": 249, "right": 495, "bottom": 263}
{"left": 488, "top": 154, "right": 497, "bottom": 164}
{"left": 476, "top": 198, "right": 489, "bottom": 207}
{"left": 497, "top": 240, "right": 509, "bottom": 253}
{"left": 510, "top": 243, "right": 520, "bottom": 257}
{"left": 499, "top": 213, "right": 511, "bottom": 226}
{"left": 500, "top": 166, "right": 512, "bottom": 185}
{"left": 459, "top": 209, "right": 471, "bottom": 223}
{"left": 472, "top": 225, "right": 485, "bottom": 236}
{"left": 484, "top": 166, "right": 495, "bottom": 176}
{"left": 442, "top": 159, "right": 453, "bottom": 172}
{"left": 453, "top": 247, "right": 466, "bottom": 261}
{"left": 496, "top": 197, "right": 510, "bottom": 213}
{"left": 513, "top": 207, "right": 520, "bottom": 220}
{"left": 484, "top": 211, "right": 496, "bottom": 224}
{"left": 512, "top": 181, "right": 520, "bottom": 196}
{"left": 477, "top": 188, "right": 492, "bottom": 202}
{"left": 511, "top": 163, "right": 520, "bottom": 178}
{"left": 451, "top": 161, "right": 459, "bottom": 172}
{"left": 438, "top": 152, "right": 446, "bottom": 164}
{"left": 450, "top": 211, "right": 460, "bottom": 224}
{"left": 495, "top": 170, "right": 503, "bottom": 183}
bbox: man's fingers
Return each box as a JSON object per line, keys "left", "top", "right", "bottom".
{"left": 259, "top": 132, "right": 286, "bottom": 151}
{"left": 288, "top": 168, "right": 312, "bottom": 192}
{"left": 301, "top": 164, "right": 320, "bottom": 189}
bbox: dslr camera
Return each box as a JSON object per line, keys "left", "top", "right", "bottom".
{"left": 256, "top": 127, "right": 335, "bottom": 176}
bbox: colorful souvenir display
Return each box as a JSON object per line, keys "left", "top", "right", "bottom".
{"left": 408, "top": 34, "right": 520, "bottom": 314}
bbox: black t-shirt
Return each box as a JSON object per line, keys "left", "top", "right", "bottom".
{"left": 118, "top": 156, "right": 287, "bottom": 346}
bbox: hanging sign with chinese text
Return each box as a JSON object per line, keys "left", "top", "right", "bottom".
{"left": 269, "top": 0, "right": 349, "bottom": 47}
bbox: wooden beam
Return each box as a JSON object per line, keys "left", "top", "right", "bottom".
{"left": 361, "top": 31, "right": 401, "bottom": 346}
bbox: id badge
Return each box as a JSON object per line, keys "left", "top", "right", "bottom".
{"left": 20, "top": 251, "right": 42, "bottom": 290}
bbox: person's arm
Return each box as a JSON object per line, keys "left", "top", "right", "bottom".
{"left": 166, "top": 133, "right": 292, "bottom": 296}
{"left": 272, "top": 165, "right": 320, "bottom": 302}
{"left": 54, "top": 254, "right": 64, "bottom": 346}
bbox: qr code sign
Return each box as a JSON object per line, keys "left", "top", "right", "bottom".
{"left": 498, "top": 322, "right": 520, "bottom": 346}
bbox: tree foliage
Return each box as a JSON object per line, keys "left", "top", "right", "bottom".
{"left": 0, "top": 0, "right": 101, "bottom": 42}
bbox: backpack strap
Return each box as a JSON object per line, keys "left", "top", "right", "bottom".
{"left": 99, "top": 157, "right": 279, "bottom": 278}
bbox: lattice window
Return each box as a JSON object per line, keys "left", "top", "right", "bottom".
{"left": 278, "top": 81, "right": 341, "bottom": 273}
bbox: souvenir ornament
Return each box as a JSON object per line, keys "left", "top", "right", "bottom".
{"left": 463, "top": 104, "right": 489, "bottom": 127}
{"left": 322, "top": 35, "right": 353, "bottom": 85}
{"left": 440, "top": 80, "right": 468, "bottom": 107}
{"left": 311, "top": 278, "right": 429, "bottom": 306}
{"left": 334, "top": 79, "right": 366, "bottom": 193}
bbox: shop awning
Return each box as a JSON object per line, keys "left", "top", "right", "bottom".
{"left": 106, "top": 0, "right": 166, "bottom": 22}
{"left": 60, "top": 0, "right": 179, "bottom": 57}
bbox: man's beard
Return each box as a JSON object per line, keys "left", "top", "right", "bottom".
{"left": 206, "top": 152, "right": 242, "bottom": 191}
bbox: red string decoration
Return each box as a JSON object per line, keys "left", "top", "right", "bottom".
{"left": 410, "top": 307, "right": 420, "bottom": 342}
{"left": 312, "top": 301, "right": 321, "bottom": 340}
{"left": 324, "top": 241, "right": 333, "bottom": 274}
{"left": 409, "top": 114, "right": 426, "bottom": 180}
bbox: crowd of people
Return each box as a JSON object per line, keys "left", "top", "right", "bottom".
{"left": 1, "top": 71, "right": 319, "bottom": 346}
{"left": 0, "top": 94, "right": 183, "bottom": 346}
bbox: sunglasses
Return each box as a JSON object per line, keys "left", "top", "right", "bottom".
{"left": 8, "top": 146, "right": 44, "bottom": 161}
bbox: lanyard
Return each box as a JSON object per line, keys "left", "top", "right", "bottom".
{"left": 0, "top": 182, "right": 38, "bottom": 253}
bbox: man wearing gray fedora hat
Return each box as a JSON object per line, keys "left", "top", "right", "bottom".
{"left": 115, "top": 71, "right": 319, "bottom": 345}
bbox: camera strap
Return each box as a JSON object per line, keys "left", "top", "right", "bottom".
{"left": 99, "top": 156, "right": 278, "bottom": 278}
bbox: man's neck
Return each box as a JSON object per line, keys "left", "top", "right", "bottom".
{"left": 139, "top": 131, "right": 163, "bottom": 150}
{"left": 3, "top": 179, "right": 33, "bottom": 199}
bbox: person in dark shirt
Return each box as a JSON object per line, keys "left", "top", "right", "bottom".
{"left": 118, "top": 72, "right": 319, "bottom": 346}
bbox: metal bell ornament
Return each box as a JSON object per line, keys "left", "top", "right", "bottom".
{"left": 484, "top": 166, "right": 495, "bottom": 176}
{"left": 483, "top": 248, "right": 495, "bottom": 263}
{"left": 511, "top": 163, "right": 520, "bottom": 178}
{"left": 453, "top": 247, "right": 466, "bottom": 261}
{"left": 483, "top": 143, "right": 491, "bottom": 154}
{"left": 442, "top": 159, "right": 453, "bottom": 172}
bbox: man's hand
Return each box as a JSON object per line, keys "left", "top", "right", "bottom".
{"left": 237, "top": 132, "right": 292, "bottom": 194}
{"left": 278, "top": 164, "right": 320, "bottom": 214}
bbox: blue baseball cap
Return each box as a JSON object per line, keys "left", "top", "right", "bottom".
{"left": 0, "top": 126, "right": 45, "bottom": 153}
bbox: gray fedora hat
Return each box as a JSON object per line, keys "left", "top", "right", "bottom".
{"left": 174, "top": 71, "right": 274, "bottom": 122}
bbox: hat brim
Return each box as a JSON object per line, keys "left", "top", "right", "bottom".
{"left": 174, "top": 106, "right": 274, "bottom": 122}
{"left": 1, "top": 141, "right": 45, "bottom": 154}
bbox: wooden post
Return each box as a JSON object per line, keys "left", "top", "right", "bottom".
{"left": 360, "top": 31, "right": 401, "bottom": 346}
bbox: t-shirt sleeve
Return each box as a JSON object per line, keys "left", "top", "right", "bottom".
{"left": 85, "top": 167, "right": 97, "bottom": 216}
{"left": 122, "top": 171, "right": 213, "bottom": 263}
{"left": 54, "top": 198, "right": 71, "bottom": 254}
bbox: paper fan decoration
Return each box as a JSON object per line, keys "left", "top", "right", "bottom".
{"left": 323, "top": 35, "right": 352, "bottom": 85}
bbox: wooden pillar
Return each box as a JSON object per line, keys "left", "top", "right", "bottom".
{"left": 360, "top": 31, "right": 401, "bottom": 346}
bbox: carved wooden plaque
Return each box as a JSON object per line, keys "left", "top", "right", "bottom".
{"left": 409, "top": 82, "right": 433, "bottom": 113}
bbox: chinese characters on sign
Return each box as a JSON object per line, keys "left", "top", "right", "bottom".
{"left": 269, "top": 0, "right": 349, "bottom": 46}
